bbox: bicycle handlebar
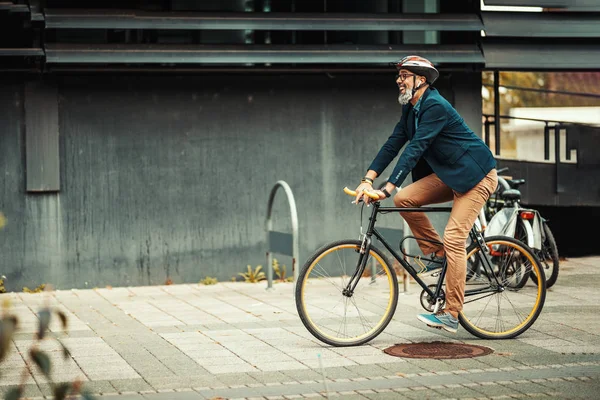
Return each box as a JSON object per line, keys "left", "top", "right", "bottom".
{"left": 497, "top": 176, "right": 511, "bottom": 191}
{"left": 343, "top": 187, "right": 380, "bottom": 200}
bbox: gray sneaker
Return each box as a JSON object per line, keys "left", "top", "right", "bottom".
{"left": 417, "top": 253, "right": 445, "bottom": 276}
{"left": 417, "top": 311, "right": 459, "bottom": 333}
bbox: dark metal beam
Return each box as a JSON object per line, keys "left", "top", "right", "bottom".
{"left": 44, "top": 43, "right": 485, "bottom": 64}
{"left": 44, "top": 9, "right": 483, "bottom": 31}
{"left": 493, "top": 71, "right": 501, "bottom": 156}
{"left": 0, "top": 48, "right": 44, "bottom": 56}
{"left": 482, "top": 11, "right": 600, "bottom": 37}
{"left": 483, "top": 0, "right": 600, "bottom": 10}
{"left": 482, "top": 42, "right": 600, "bottom": 69}
{"left": 482, "top": 83, "right": 600, "bottom": 99}
{"left": 0, "top": 2, "right": 29, "bottom": 12}
{"left": 43, "top": 66, "right": 415, "bottom": 73}
{"left": 483, "top": 113, "right": 598, "bottom": 127}
{"left": 30, "top": 0, "right": 43, "bottom": 21}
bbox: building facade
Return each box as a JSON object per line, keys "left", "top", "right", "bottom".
{"left": 1, "top": 0, "right": 598, "bottom": 290}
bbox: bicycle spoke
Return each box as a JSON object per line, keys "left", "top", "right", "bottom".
{"left": 464, "top": 291, "right": 497, "bottom": 304}
{"left": 495, "top": 295, "right": 505, "bottom": 334}
{"left": 337, "top": 297, "right": 349, "bottom": 338}
{"left": 311, "top": 294, "right": 347, "bottom": 333}
{"left": 460, "top": 237, "right": 545, "bottom": 339}
{"left": 352, "top": 287, "right": 392, "bottom": 309}
{"left": 336, "top": 247, "right": 349, "bottom": 289}
{"left": 474, "top": 291, "right": 496, "bottom": 328}
{"left": 501, "top": 290, "right": 527, "bottom": 323}
{"left": 310, "top": 261, "right": 345, "bottom": 290}
{"left": 349, "top": 295, "right": 375, "bottom": 334}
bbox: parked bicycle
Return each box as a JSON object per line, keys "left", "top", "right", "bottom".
{"left": 480, "top": 167, "right": 560, "bottom": 289}
{"left": 295, "top": 187, "right": 546, "bottom": 347}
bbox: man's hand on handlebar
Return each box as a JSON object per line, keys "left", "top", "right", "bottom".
{"left": 342, "top": 186, "right": 388, "bottom": 206}
{"left": 369, "top": 189, "right": 389, "bottom": 203}
{"left": 354, "top": 181, "right": 375, "bottom": 205}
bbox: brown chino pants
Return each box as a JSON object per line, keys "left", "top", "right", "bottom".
{"left": 393, "top": 169, "right": 498, "bottom": 317}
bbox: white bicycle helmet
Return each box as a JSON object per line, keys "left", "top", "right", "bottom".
{"left": 394, "top": 55, "right": 439, "bottom": 85}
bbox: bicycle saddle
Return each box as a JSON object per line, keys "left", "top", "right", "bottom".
{"left": 501, "top": 189, "right": 521, "bottom": 201}
{"left": 507, "top": 178, "right": 526, "bottom": 188}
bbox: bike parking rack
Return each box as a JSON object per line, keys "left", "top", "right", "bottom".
{"left": 265, "top": 180, "right": 299, "bottom": 290}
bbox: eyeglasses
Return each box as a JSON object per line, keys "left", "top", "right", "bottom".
{"left": 395, "top": 73, "right": 417, "bottom": 82}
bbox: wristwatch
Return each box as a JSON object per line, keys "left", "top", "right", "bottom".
{"left": 380, "top": 187, "right": 392, "bottom": 198}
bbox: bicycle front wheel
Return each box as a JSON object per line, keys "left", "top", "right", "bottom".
{"left": 460, "top": 236, "right": 546, "bottom": 339}
{"left": 295, "top": 239, "right": 398, "bottom": 347}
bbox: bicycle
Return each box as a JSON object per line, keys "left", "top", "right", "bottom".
{"left": 295, "top": 187, "right": 546, "bottom": 347}
{"left": 481, "top": 167, "right": 560, "bottom": 289}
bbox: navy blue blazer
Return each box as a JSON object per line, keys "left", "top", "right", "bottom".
{"left": 368, "top": 87, "right": 496, "bottom": 193}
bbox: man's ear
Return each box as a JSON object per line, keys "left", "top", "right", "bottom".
{"left": 414, "top": 76, "right": 425, "bottom": 90}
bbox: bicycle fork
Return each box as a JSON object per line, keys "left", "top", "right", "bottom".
{"left": 343, "top": 202, "right": 381, "bottom": 297}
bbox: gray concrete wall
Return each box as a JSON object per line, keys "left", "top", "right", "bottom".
{"left": 0, "top": 73, "right": 476, "bottom": 291}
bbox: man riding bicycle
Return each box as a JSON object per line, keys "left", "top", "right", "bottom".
{"left": 354, "top": 55, "right": 498, "bottom": 333}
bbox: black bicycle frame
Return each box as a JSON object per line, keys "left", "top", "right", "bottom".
{"left": 345, "top": 201, "right": 502, "bottom": 302}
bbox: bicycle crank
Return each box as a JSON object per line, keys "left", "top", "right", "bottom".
{"left": 419, "top": 284, "right": 445, "bottom": 312}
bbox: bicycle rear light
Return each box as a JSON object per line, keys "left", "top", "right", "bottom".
{"left": 520, "top": 211, "right": 535, "bottom": 220}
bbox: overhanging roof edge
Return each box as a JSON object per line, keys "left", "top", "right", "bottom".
{"left": 44, "top": 43, "right": 485, "bottom": 64}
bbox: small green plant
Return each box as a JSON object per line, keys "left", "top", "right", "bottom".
{"left": 272, "top": 258, "right": 293, "bottom": 283}
{"left": 239, "top": 265, "right": 266, "bottom": 283}
{"left": 199, "top": 276, "right": 218, "bottom": 285}
{"left": 0, "top": 289, "right": 96, "bottom": 399}
{"left": 23, "top": 283, "right": 46, "bottom": 293}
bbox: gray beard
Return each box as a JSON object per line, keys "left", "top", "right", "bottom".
{"left": 397, "top": 89, "right": 412, "bottom": 105}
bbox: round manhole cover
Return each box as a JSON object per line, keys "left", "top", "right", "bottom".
{"left": 384, "top": 341, "right": 494, "bottom": 359}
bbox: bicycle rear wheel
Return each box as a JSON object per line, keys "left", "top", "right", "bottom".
{"left": 531, "top": 221, "right": 560, "bottom": 289}
{"left": 295, "top": 239, "right": 398, "bottom": 347}
{"left": 460, "top": 236, "right": 546, "bottom": 339}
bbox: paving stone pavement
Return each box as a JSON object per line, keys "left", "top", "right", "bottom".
{"left": 1, "top": 256, "right": 599, "bottom": 399}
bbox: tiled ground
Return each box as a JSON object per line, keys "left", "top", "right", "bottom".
{"left": 1, "top": 256, "right": 599, "bottom": 399}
